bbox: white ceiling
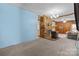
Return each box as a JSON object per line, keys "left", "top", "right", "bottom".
{"left": 10, "top": 3, "right": 75, "bottom": 20}
{"left": 11, "top": 3, "right": 74, "bottom": 15}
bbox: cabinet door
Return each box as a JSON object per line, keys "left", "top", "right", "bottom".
{"left": 55, "top": 22, "right": 64, "bottom": 33}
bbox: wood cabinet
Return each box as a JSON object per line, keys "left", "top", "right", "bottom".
{"left": 55, "top": 21, "right": 72, "bottom": 34}
{"left": 39, "top": 15, "right": 53, "bottom": 39}
{"left": 39, "top": 16, "right": 45, "bottom": 38}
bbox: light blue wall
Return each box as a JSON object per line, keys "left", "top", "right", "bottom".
{"left": 0, "top": 4, "right": 37, "bottom": 48}
{"left": 21, "top": 9, "right": 37, "bottom": 41}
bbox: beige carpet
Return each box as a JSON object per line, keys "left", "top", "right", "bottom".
{"left": 0, "top": 37, "right": 77, "bottom": 56}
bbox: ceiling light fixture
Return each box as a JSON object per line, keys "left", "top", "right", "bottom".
{"left": 46, "top": 8, "right": 63, "bottom": 19}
